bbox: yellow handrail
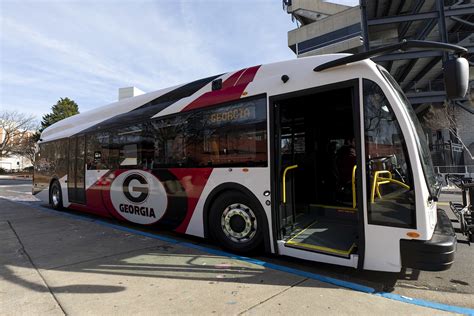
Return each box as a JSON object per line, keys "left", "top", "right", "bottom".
{"left": 352, "top": 165, "right": 357, "bottom": 208}
{"left": 379, "top": 177, "right": 411, "bottom": 190}
{"left": 371, "top": 170, "right": 410, "bottom": 203}
{"left": 371, "top": 170, "right": 392, "bottom": 203}
{"left": 282, "top": 165, "right": 298, "bottom": 204}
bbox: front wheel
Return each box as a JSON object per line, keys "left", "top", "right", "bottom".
{"left": 50, "top": 180, "right": 64, "bottom": 210}
{"left": 209, "top": 191, "right": 264, "bottom": 253}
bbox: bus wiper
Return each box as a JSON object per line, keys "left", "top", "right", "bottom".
{"left": 313, "top": 40, "right": 467, "bottom": 72}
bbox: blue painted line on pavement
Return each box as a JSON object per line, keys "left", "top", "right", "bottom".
{"left": 375, "top": 293, "right": 474, "bottom": 315}
{"left": 181, "top": 242, "right": 375, "bottom": 293}
{"left": 19, "top": 202, "right": 474, "bottom": 315}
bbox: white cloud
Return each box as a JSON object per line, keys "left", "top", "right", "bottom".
{"left": 0, "top": 0, "right": 295, "bottom": 118}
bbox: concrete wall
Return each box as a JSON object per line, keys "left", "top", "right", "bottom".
{"left": 287, "top": 0, "right": 349, "bottom": 16}
{"left": 288, "top": 6, "right": 361, "bottom": 54}
{"left": 298, "top": 37, "right": 363, "bottom": 57}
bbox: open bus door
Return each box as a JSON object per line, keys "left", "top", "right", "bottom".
{"left": 272, "top": 81, "right": 364, "bottom": 269}
{"left": 67, "top": 135, "right": 86, "bottom": 204}
{"left": 310, "top": 40, "right": 467, "bottom": 271}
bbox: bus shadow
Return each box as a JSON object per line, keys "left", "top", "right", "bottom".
{"left": 1, "top": 243, "right": 342, "bottom": 297}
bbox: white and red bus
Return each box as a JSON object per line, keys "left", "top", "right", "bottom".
{"left": 34, "top": 41, "right": 469, "bottom": 272}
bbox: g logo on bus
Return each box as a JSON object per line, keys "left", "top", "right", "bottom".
{"left": 123, "top": 174, "right": 148, "bottom": 203}
{"left": 110, "top": 170, "right": 168, "bottom": 225}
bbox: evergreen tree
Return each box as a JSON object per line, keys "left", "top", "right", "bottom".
{"left": 39, "top": 97, "right": 79, "bottom": 133}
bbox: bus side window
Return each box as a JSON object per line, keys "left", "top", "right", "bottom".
{"left": 186, "top": 98, "right": 267, "bottom": 167}
{"left": 86, "top": 133, "right": 111, "bottom": 170}
{"left": 363, "top": 79, "right": 416, "bottom": 228}
{"left": 149, "top": 96, "right": 267, "bottom": 168}
{"left": 150, "top": 117, "right": 188, "bottom": 168}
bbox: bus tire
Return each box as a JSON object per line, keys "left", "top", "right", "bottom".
{"left": 50, "top": 180, "right": 64, "bottom": 210}
{"left": 209, "top": 191, "right": 264, "bottom": 253}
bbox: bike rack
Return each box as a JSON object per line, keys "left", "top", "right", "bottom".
{"left": 447, "top": 174, "right": 474, "bottom": 243}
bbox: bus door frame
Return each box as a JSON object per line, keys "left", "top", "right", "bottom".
{"left": 67, "top": 135, "right": 86, "bottom": 204}
{"left": 271, "top": 103, "right": 298, "bottom": 236}
{"left": 269, "top": 79, "right": 366, "bottom": 268}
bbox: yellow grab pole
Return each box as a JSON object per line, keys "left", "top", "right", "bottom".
{"left": 352, "top": 165, "right": 357, "bottom": 209}
{"left": 282, "top": 165, "right": 298, "bottom": 204}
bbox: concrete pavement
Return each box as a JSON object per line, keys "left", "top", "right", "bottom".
{"left": 0, "top": 198, "right": 459, "bottom": 315}
{"left": 2, "top": 179, "right": 473, "bottom": 310}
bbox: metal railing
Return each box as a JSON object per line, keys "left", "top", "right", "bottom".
{"left": 435, "top": 165, "right": 474, "bottom": 175}
{"left": 370, "top": 31, "right": 473, "bottom": 47}
{"left": 401, "top": 79, "right": 447, "bottom": 93}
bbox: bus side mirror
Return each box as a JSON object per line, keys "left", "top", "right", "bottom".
{"left": 444, "top": 57, "right": 469, "bottom": 100}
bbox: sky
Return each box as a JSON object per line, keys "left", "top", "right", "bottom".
{"left": 0, "top": 0, "right": 358, "bottom": 120}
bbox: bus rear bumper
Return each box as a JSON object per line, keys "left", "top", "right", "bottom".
{"left": 400, "top": 209, "right": 456, "bottom": 271}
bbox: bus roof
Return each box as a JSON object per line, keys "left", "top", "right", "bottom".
{"left": 40, "top": 53, "right": 374, "bottom": 143}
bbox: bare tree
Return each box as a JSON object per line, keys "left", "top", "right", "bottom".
{"left": 421, "top": 103, "right": 455, "bottom": 131}
{"left": 0, "top": 110, "right": 39, "bottom": 162}
{"left": 16, "top": 134, "right": 38, "bottom": 167}
{"left": 421, "top": 102, "right": 474, "bottom": 160}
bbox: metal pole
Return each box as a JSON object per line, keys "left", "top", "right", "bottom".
{"left": 449, "top": 140, "right": 455, "bottom": 165}
{"left": 436, "top": 0, "right": 449, "bottom": 62}
{"left": 360, "top": 0, "right": 370, "bottom": 51}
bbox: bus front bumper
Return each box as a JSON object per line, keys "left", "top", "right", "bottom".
{"left": 400, "top": 209, "right": 456, "bottom": 271}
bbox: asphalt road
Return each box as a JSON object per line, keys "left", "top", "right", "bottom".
{"left": 0, "top": 179, "right": 472, "bottom": 308}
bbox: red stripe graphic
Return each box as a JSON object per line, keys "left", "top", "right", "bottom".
{"left": 222, "top": 69, "right": 246, "bottom": 89}
{"left": 181, "top": 65, "right": 261, "bottom": 112}
{"left": 69, "top": 171, "right": 115, "bottom": 218}
{"left": 234, "top": 66, "right": 260, "bottom": 86}
{"left": 171, "top": 168, "right": 213, "bottom": 233}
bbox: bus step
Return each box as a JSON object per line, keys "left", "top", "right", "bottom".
{"left": 284, "top": 219, "right": 357, "bottom": 258}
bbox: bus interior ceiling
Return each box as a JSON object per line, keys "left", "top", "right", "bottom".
{"left": 278, "top": 87, "right": 358, "bottom": 257}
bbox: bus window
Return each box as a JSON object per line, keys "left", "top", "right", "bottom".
{"left": 36, "top": 140, "right": 68, "bottom": 180}
{"left": 186, "top": 97, "right": 267, "bottom": 167}
{"left": 105, "top": 126, "right": 137, "bottom": 169}
{"left": 86, "top": 132, "right": 111, "bottom": 170}
{"left": 363, "top": 79, "right": 416, "bottom": 228}
{"left": 151, "top": 117, "right": 188, "bottom": 167}
{"left": 54, "top": 139, "right": 68, "bottom": 176}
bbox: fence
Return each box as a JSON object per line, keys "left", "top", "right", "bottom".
{"left": 435, "top": 165, "right": 474, "bottom": 185}
{"left": 435, "top": 165, "right": 474, "bottom": 175}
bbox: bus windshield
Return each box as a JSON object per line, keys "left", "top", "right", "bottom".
{"left": 378, "top": 66, "right": 440, "bottom": 197}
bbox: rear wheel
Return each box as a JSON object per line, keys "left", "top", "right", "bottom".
{"left": 209, "top": 191, "right": 264, "bottom": 253}
{"left": 50, "top": 180, "right": 63, "bottom": 210}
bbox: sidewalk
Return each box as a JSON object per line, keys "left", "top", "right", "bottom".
{"left": 0, "top": 174, "right": 33, "bottom": 180}
{"left": 0, "top": 199, "right": 452, "bottom": 315}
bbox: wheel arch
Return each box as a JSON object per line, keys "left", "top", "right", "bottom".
{"left": 203, "top": 182, "right": 272, "bottom": 253}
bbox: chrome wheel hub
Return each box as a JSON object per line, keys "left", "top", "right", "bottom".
{"left": 221, "top": 203, "right": 257, "bottom": 243}
{"left": 52, "top": 186, "right": 60, "bottom": 206}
